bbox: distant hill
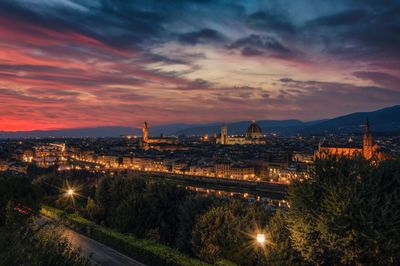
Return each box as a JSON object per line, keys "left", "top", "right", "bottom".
{"left": 0, "top": 105, "right": 399, "bottom": 138}
{"left": 299, "top": 105, "right": 400, "bottom": 134}
{"left": 179, "top": 105, "right": 400, "bottom": 136}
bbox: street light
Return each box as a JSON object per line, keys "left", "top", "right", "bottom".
{"left": 67, "top": 189, "right": 75, "bottom": 197}
{"left": 63, "top": 184, "right": 79, "bottom": 213}
{"left": 256, "top": 233, "right": 265, "bottom": 245}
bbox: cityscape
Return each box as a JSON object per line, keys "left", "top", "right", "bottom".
{"left": 1, "top": 1, "right": 400, "bottom": 266}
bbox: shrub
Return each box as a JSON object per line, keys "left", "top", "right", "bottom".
{"left": 41, "top": 205, "right": 215, "bottom": 266}
{"left": 191, "top": 200, "right": 268, "bottom": 265}
{"left": 287, "top": 157, "right": 400, "bottom": 265}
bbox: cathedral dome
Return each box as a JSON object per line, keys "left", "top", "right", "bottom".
{"left": 246, "top": 121, "right": 263, "bottom": 138}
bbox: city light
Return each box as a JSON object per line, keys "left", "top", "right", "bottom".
{"left": 62, "top": 180, "right": 81, "bottom": 201}
{"left": 256, "top": 233, "right": 266, "bottom": 245}
{"left": 67, "top": 189, "right": 75, "bottom": 197}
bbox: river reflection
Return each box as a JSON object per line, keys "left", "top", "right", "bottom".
{"left": 183, "top": 185, "right": 289, "bottom": 209}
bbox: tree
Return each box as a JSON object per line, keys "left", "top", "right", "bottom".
{"left": 175, "top": 195, "right": 215, "bottom": 254}
{"left": 85, "top": 196, "right": 103, "bottom": 222}
{"left": 0, "top": 218, "right": 90, "bottom": 266}
{"left": 96, "top": 175, "right": 146, "bottom": 225}
{"left": 266, "top": 210, "right": 304, "bottom": 265}
{"left": 27, "top": 164, "right": 57, "bottom": 180}
{"left": 95, "top": 175, "right": 113, "bottom": 218}
{"left": 0, "top": 173, "right": 40, "bottom": 225}
{"left": 191, "top": 200, "right": 269, "bottom": 265}
{"left": 95, "top": 175, "right": 188, "bottom": 244}
{"left": 111, "top": 192, "right": 154, "bottom": 237}
{"left": 144, "top": 181, "right": 188, "bottom": 245}
{"left": 286, "top": 157, "right": 400, "bottom": 265}
{"left": 0, "top": 173, "right": 89, "bottom": 266}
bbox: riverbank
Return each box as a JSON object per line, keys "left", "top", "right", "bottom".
{"left": 127, "top": 170, "right": 288, "bottom": 199}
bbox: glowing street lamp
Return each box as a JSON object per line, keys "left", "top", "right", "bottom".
{"left": 256, "top": 233, "right": 266, "bottom": 245}
{"left": 63, "top": 184, "right": 79, "bottom": 212}
{"left": 67, "top": 189, "right": 75, "bottom": 197}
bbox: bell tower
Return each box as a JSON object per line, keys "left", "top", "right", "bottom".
{"left": 221, "top": 126, "right": 228, "bottom": 145}
{"left": 143, "top": 121, "right": 149, "bottom": 143}
{"left": 363, "top": 119, "right": 373, "bottom": 160}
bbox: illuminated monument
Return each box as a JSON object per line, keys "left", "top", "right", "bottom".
{"left": 216, "top": 120, "right": 266, "bottom": 145}
{"left": 142, "top": 121, "right": 177, "bottom": 145}
{"left": 316, "top": 120, "right": 385, "bottom": 160}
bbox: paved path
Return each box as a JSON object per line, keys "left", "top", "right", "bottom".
{"left": 62, "top": 228, "right": 145, "bottom": 266}
{"left": 37, "top": 216, "right": 145, "bottom": 266}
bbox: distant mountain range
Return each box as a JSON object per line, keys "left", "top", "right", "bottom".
{"left": 1, "top": 105, "right": 399, "bottom": 138}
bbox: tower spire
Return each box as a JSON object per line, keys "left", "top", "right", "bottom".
{"left": 364, "top": 119, "right": 370, "bottom": 134}
{"left": 142, "top": 121, "right": 149, "bottom": 143}
{"left": 363, "top": 118, "right": 373, "bottom": 160}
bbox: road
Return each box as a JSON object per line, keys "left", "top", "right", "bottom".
{"left": 62, "top": 228, "right": 145, "bottom": 266}
{"left": 37, "top": 217, "right": 145, "bottom": 266}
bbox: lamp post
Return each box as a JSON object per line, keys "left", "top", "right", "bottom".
{"left": 254, "top": 232, "right": 267, "bottom": 264}
{"left": 67, "top": 189, "right": 74, "bottom": 197}
{"left": 65, "top": 187, "right": 77, "bottom": 213}
{"left": 256, "top": 233, "right": 266, "bottom": 246}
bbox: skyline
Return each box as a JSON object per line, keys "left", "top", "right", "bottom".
{"left": 1, "top": 0, "right": 400, "bottom": 131}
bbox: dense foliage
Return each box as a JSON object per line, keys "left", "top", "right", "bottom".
{"left": 42, "top": 205, "right": 216, "bottom": 266}
{"left": 192, "top": 200, "right": 270, "bottom": 265}
{"left": 286, "top": 157, "right": 400, "bottom": 265}
{"left": 28, "top": 157, "right": 400, "bottom": 265}
{"left": 94, "top": 175, "right": 189, "bottom": 243}
{"left": 87, "top": 175, "right": 278, "bottom": 264}
{"left": 0, "top": 173, "right": 89, "bottom": 266}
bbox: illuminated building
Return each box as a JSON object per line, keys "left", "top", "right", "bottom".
{"left": 214, "top": 161, "right": 256, "bottom": 180}
{"left": 30, "top": 144, "right": 66, "bottom": 167}
{"left": 172, "top": 161, "right": 188, "bottom": 174}
{"left": 316, "top": 120, "right": 386, "bottom": 161}
{"left": 142, "top": 121, "right": 177, "bottom": 145}
{"left": 230, "top": 164, "right": 255, "bottom": 180}
{"left": 216, "top": 120, "right": 266, "bottom": 145}
{"left": 215, "top": 161, "right": 231, "bottom": 178}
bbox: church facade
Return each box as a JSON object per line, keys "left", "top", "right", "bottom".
{"left": 316, "top": 120, "right": 385, "bottom": 161}
{"left": 216, "top": 121, "right": 266, "bottom": 145}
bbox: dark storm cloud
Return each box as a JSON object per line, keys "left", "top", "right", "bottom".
{"left": 246, "top": 11, "right": 295, "bottom": 33}
{"left": 275, "top": 77, "right": 400, "bottom": 118}
{"left": 189, "top": 78, "right": 214, "bottom": 88}
{"left": 229, "top": 34, "right": 290, "bottom": 53}
{"left": 136, "top": 54, "right": 189, "bottom": 65}
{"left": 178, "top": 29, "right": 225, "bottom": 46}
{"left": 353, "top": 71, "right": 400, "bottom": 90}
{"left": 241, "top": 47, "right": 264, "bottom": 56}
{"left": 306, "top": 9, "right": 367, "bottom": 27}
{"left": 303, "top": 2, "right": 400, "bottom": 62}
{"left": 278, "top": 78, "right": 400, "bottom": 103}
{"left": 0, "top": 0, "right": 167, "bottom": 50}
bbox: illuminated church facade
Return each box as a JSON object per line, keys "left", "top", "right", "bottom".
{"left": 316, "top": 120, "right": 385, "bottom": 161}
{"left": 216, "top": 121, "right": 266, "bottom": 145}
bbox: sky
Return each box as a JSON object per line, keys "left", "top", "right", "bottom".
{"left": 0, "top": 0, "right": 399, "bottom": 131}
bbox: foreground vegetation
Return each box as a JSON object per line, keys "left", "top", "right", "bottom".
{"left": 0, "top": 174, "right": 89, "bottom": 266}
{"left": 286, "top": 158, "right": 400, "bottom": 265}
{"left": 41, "top": 205, "right": 220, "bottom": 266}
{"left": 2, "top": 156, "right": 400, "bottom": 265}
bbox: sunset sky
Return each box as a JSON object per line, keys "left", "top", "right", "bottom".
{"left": 0, "top": 0, "right": 399, "bottom": 131}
